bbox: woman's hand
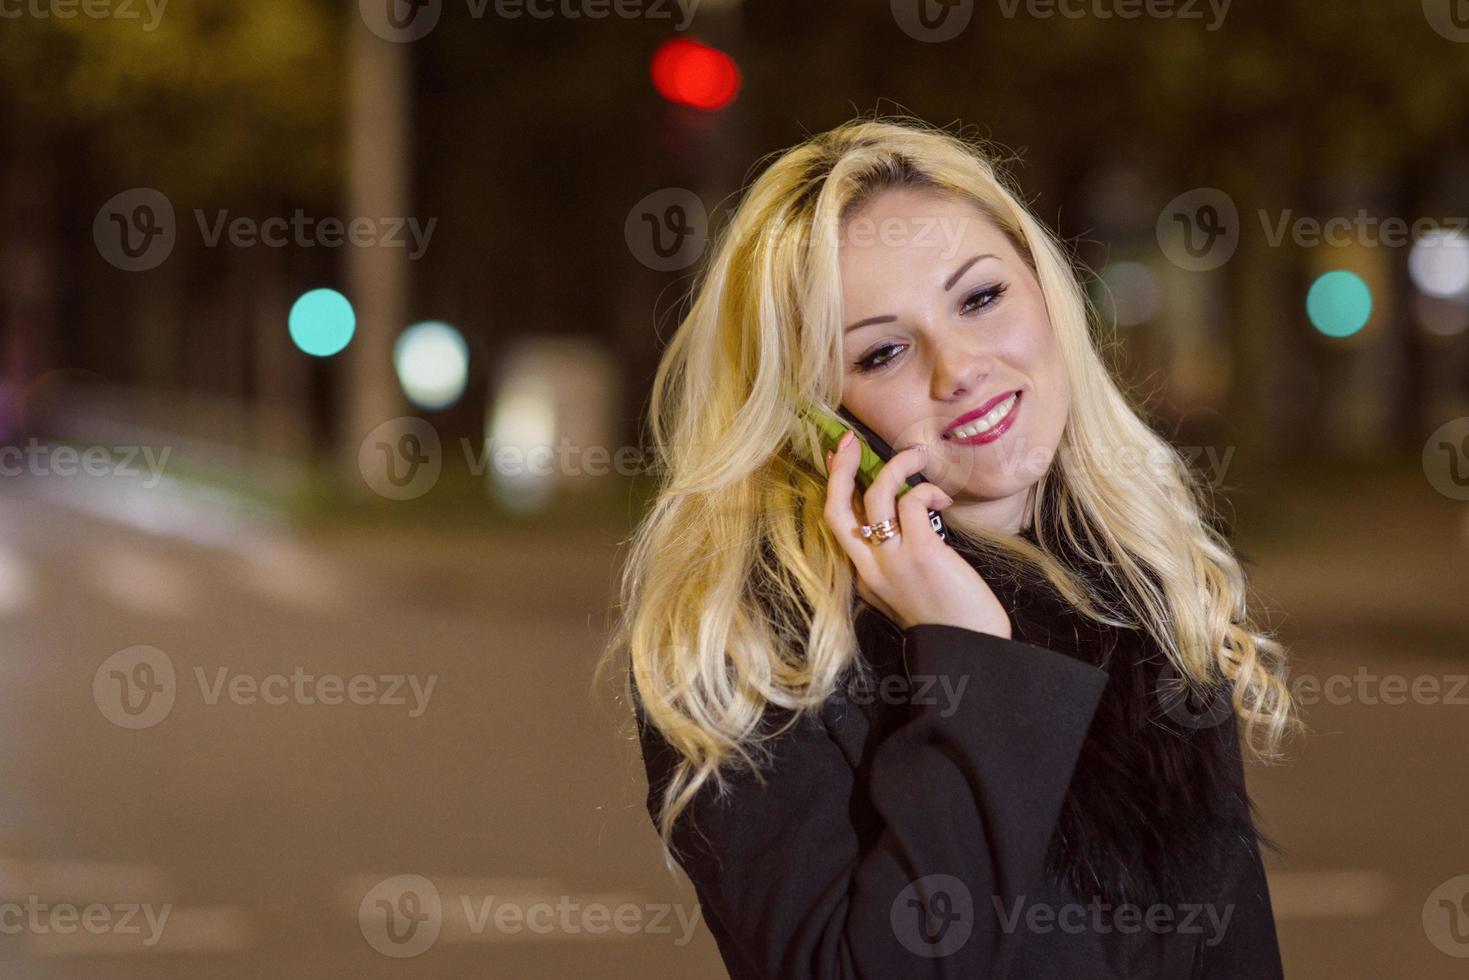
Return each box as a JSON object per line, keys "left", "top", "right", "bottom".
{"left": 823, "top": 430, "right": 1013, "bottom": 639}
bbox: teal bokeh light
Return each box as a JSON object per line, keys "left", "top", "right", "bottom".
{"left": 1306, "top": 270, "right": 1372, "bottom": 338}
{"left": 288, "top": 288, "right": 356, "bottom": 357}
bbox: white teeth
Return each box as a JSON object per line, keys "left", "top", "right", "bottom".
{"left": 950, "top": 393, "right": 1018, "bottom": 439}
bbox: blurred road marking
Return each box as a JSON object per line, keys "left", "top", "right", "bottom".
{"left": 232, "top": 538, "right": 350, "bottom": 616}
{"left": 0, "top": 856, "right": 172, "bottom": 904}
{"left": 0, "top": 542, "right": 35, "bottom": 616}
{"left": 19, "top": 469, "right": 352, "bottom": 616}
{"left": 1267, "top": 869, "right": 1392, "bottom": 918}
{"left": 30, "top": 469, "right": 288, "bottom": 557}
{"left": 91, "top": 547, "right": 196, "bottom": 618}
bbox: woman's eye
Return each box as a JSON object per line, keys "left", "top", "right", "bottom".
{"left": 854, "top": 283, "right": 1008, "bottom": 373}
{"left": 961, "top": 282, "right": 1008, "bottom": 314}
{"left": 856, "top": 344, "right": 904, "bottom": 373}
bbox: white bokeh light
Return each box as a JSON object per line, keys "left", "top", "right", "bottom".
{"left": 1409, "top": 229, "right": 1469, "bottom": 298}
{"left": 1098, "top": 261, "right": 1163, "bottom": 327}
{"left": 393, "top": 321, "right": 469, "bottom": 410}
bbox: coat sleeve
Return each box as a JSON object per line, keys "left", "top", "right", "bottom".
{"left": 1197, "top": 719, "right": 1285, "bottom": 980}
{"left": 633, "top": 623, "right": 1110, "bottom": 979}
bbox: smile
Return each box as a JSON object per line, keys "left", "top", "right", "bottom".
{"left": 946, "top": 391, "right": 1021, "bottom": 445}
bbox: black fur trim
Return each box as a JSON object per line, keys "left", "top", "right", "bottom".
{"left": 961, "top": 530, "right": 1264, "bottom": 907}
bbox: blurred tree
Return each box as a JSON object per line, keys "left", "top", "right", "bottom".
{"left": 0, "top": 0, "right": 341, "bottom": 454}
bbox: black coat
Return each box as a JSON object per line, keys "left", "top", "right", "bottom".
{"left": 633, "top": 531, "right": 1286, "bottom": 979}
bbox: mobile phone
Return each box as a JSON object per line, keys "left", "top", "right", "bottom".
{"left": 799, "top": 400, "right": 948, "bottom": 541}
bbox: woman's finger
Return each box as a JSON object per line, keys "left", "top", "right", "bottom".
{"left": 861, "top": 443, "right": 931, "bottom": 528}
{"left": 821, "top": 434, "right": 878, "bottom": 580}
{"left": 895, "top": 482, "right": 954, "bottom": 545}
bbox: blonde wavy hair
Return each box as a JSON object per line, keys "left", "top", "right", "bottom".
{"left": 596, "top": 114, "right": 1298, "bottom": 861}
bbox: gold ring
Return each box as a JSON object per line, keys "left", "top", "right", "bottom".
{"left": 859, "top": 517, "right": 900, "bottom": 544}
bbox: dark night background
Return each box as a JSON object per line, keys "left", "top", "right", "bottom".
{"left": 1, "top": 0, "right": 1467, "bottom": 976}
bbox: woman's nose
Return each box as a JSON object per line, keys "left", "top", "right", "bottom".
{"left": 930, "top": 342, "right": 991, "bottom": 401}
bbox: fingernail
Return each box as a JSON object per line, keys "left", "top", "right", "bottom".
{"left": 913, "top": 443, "right": 927, "bottom": 454}
{"left": 838, "top": 430, "right": 855, "bottom": 450}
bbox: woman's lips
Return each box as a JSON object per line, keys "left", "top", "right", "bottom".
{"left": 946, "top": 391, "right": 1022, "bottom": 446}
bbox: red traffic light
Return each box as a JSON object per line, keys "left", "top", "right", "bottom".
{"left": 650, "top": 38, "right": 740, "bottom": 111}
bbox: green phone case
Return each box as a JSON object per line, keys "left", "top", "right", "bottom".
{"left": 798, "top": 401, "right": 912, "bottom": 497}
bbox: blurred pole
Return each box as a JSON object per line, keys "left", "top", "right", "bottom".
{"left": 618, "top": 1, "right": 747, "bottom": 460}
{"left": 1, "top": 153, "right": 55, "bottom": 438}
{"left": 342, "top": 5, "right": 411, "bottom": 492}
{"left": 249, "top": 242, "right": 310, "bottom": 460}
{"left": 1231, "top": 126, "right": 1301, "bottom": 463}
{"left": 696, "top": 0, "right": 750, "bottom": 200}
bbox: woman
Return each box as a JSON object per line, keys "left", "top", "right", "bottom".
{"left": 600, "top": 116, "right": 1298, "bottom": 978}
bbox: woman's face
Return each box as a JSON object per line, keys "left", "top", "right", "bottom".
{"left": 837, "top": 188, "right": 1071, "bottom": 534}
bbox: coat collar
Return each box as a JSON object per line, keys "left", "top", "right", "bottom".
{"left": 827, "top": 535, "right": 1260, "bottom": 907}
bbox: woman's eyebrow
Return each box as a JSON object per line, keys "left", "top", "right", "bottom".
{"left": 844, "top": 252, "right": 1000, "bottom": 333}
{"left": 944, "top": 252, "right": 996, "bottom": 290}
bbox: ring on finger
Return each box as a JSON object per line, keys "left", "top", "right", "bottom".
{"left": 859, "top": 516, "right": 900, "bottom": 544}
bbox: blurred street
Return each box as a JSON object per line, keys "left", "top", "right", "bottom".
{"left": 0, "top": 460, "right": 1465, "bottom": 978}
{"left": 0, "top": 469, "right": 706, "bottom": 978}
{"left": 4, "top": 1, "right": 1469, "bottom": 975}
